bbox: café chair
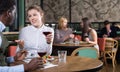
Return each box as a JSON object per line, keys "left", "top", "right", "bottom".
{"left": 105, "top": 38, "right": 118, "bottom": 68}
{"left": 71, "top": 47, "right": 99, "bottom": 59}
{"left": 8, "top": 46, "right": 17, "bottom": 56}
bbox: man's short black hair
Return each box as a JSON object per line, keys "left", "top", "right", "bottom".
{"left": 0, "top": 0, "right": 15, "bottom": 15}
{"left": 104, "top": 20, "right": 110, "bottom": 25}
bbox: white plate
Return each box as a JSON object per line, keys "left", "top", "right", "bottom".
{"left": 43, "top": 61, "right": 50, "bottom": 66}
{"left": 23, "top": 59, "right": 31, "bottom": 63}
{"left": 47, "top": 57, "right": 54, "bottom": 61}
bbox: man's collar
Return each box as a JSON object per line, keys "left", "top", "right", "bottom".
{"left": 0, "top": 21, "right": 6, "bottom": 32}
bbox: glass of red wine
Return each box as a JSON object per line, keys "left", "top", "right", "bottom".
{"left": 37, "top": 50, "right": 47, "bottom": 68}
{"left": 38, "top": 51, "right": 47, "bottom": 57}
{"left": 43, "top": 31, "right": 51, "bottom": 36}
{"left": 38, "top": 52, "right": 46, "bottom": 57}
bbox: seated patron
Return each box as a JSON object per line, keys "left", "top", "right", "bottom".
{"left": 54, "top": 17, "right": 74, "bottom": 43}
{"left": 80, "top": 17, "right": 99, "bottom": 51}
{"left": 16, "top": 5, "right": 54, "bottom": 61}
{"left": 54, "top": 17, "right": 74, "bottom": 44}
{"left": 100, "top": 20, "right": 117, "bottom": 38}
{"left": 0, "top": 0, "right": 41, "bottom": 72}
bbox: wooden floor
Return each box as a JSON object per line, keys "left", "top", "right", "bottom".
{"left": 100, "top": 60, "right": 120, "bottom": 72}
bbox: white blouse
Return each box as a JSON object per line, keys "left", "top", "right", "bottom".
{"left": 17, "top": 25, "right": 54, "bottom": 58}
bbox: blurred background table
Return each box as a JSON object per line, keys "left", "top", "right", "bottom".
{"left": 52, "top": 42, "right": 94, "bottom": 56}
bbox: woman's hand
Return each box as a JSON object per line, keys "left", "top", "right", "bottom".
{"left": 46, "top": 34, "right": 53, "bottom": 44}
{"left": 69, "top": 34, "right": 75, "bottom": 39}
{"left": 15, "top": 40, "right": 24, "bottom": 49}
{"left": 14, "top": 50, "right": 27, "bottom": 61}
{"left": 85, "top": 37, "right": 90, "bottom": 43}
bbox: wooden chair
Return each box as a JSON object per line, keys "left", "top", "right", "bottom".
{"left": 8, "top": 46, "right": 17, "bottom": 56}
{"left": 71, "top": 47, "right": 99, "bottom": 59}
{"left": 105, "top": 38, "right": 118, "bottom": 68}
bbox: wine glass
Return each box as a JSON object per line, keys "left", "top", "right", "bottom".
{"left": 37, "top": 49, "right": 47, "bottom": 68}
{"left": 37, "top": 50, "right": 47, "bottom": 57}
{"left": 83, "top": 33, "right": 88, "bottom": 41}
{"left": 72, "top": 30, "right": 77, "bottom": 43}
{"left": 43, "top": 31, "right": 51, "bottom": 36}
{"left": 43, "top": 28, "right": 52, "bottom": 36}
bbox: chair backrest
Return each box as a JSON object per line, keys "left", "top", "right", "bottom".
{"left": 105, "top": 38, "right": 118, "bottom": 51}
{"left": 97, "top": 38, "right": 106, "bottom": 52}
{"left": 71, "top": 47, "right": 99, "bottom": 59}
{"left": 9, "top": 46, "right": 17, "bottom": 56}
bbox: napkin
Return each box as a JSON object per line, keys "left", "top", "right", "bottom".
{"left": 41, "top": 63, "right": 58, "bottom": 69}
{"left": 23, "top": 58, "right": 31, "bottom": 63}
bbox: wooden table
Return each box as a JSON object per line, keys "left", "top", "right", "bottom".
{"left": 52, "top": 42, "right": 94, "bottom": 55}
{"left": 32, "top": 56, "right": 103, "bottom": 72}
{"left": 3, "top": 32, "right": 19, "bottom": 35}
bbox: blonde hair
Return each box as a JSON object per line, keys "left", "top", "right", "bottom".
{"left": 58, "top": 17, "right": 68, "bottom": 29}
{"left": 27, "top": 5, "right": 45, "bottom": 23}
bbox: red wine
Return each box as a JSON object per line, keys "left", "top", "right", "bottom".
{"left": 38, "top": 52, "right": 46, "bottom": 57}
{"left": 43, "top": 32, "right": 51, "bottom": 36}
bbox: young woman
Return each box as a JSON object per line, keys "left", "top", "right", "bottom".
{"left": 54, "top": 17, "right": 74, "bottom": 43}
{"left": 17, "top": 5, "right": 54, "bottom": 58}
{"left": 80, "top": 17, "right": 99, "bottom": 51}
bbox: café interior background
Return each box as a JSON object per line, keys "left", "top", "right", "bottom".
{"left": 9, "top": 0, "right": 120, "bottom": 31}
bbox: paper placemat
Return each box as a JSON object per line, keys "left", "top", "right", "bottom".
{"left": 41, "top": 63, "right": 58, "bottom": 69}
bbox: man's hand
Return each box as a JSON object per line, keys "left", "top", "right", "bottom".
{"left": 24, "top": 58, "right": 43, "bottom": 71}
{"left": 14, "top": 50, "right": 27, "bottom": 61}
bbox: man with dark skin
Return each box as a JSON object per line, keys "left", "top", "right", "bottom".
{"left": 0, "top": 0, "right": 42, "bottom": 71}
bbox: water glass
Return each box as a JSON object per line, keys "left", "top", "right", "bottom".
{"left": 58, "top": 50, "right": 67, "bottom": 63}
{"left": 75, "top": 39, "right": 80, "bottom": 44}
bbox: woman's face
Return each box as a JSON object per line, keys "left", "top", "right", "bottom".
{"left": 28, "top": 9, "right": 43, "bottom": 27}
{"left": 62, "top": 19, "right": 67, "bottom": 28}
{"left": 106, "top": 24, "right": 110, "bottom": 28}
